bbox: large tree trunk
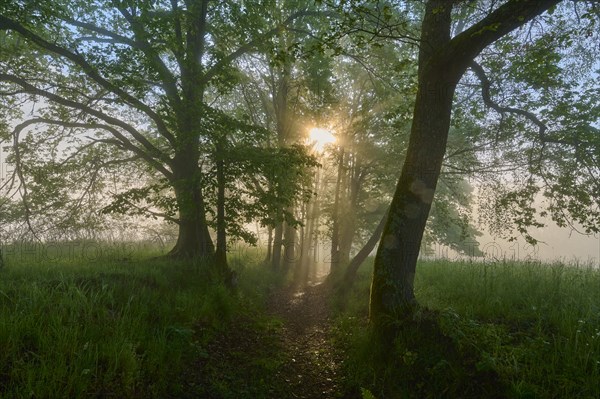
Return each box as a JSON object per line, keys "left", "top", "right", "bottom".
{"left": 369, "top": 1, "right": 457, "bottom": 325}
{"left": 369, "top": 0, "right": 562, "bottom": 331}
{"left": 168, "top": 142, "right": 215, "bottom": 259}
{"left": 169, "top": 183, "right": 215, "bottom": 259}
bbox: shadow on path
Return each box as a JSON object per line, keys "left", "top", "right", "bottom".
{"left": 267, "top": 279, "right": 349, "bottom": 398}
{"left": 182, "top": 275, "right": 357, "bottom": 398}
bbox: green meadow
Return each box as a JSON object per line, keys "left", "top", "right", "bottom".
{"left": 0, "top": 244, "right": 279, "bottom": 398}
{"left": 335, "top": 259, "right": 600, "bottom": 399}
{"left": 1, "top": 243, "right": 599, "bottom": 398}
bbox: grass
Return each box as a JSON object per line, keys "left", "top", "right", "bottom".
{"left": 6, "top": 240, "right": 597, "bottom": 398}
{"left": 0, "top": 242, "right": 283, "bottom": 398}
{"left": 334, "top": 258, "right": 600, "bottom": 399}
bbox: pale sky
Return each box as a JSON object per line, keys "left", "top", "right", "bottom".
{"left": 477, "top": 222, "right": 600, "bottom": 266}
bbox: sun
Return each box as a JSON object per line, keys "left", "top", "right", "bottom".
{"left": 308, "top": 127, "right": 336, "bottom": 151}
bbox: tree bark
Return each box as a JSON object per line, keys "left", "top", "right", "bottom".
{"left": 369, "top": 0, "right": 562, "bottom": 330}
{"left": 271, "top": 222, "right": 284, "bottom": 269}
{"left": 169, "top": 182, "right": 215, "bottom": 259}
{"left": 215, "top": 138, "right": 228, "bottom": 275}
{"left": 168, "top": 135, "right": 215, "bottom": 259}
{"left": 343, "top": 208, "right": 389, "bottom": 286}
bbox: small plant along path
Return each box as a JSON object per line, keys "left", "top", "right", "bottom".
{"left": 267, "top": 278, "right": 346, "bottom": 398}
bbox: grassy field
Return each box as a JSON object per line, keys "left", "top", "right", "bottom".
{"left": 0, "top": 243, "right": 280, "bottom": 398}
{"left": 335, "top": 259, "right": 600, "bottom": 399}
{"left": 3, "top": 243, "right": 600, "bottom": 398}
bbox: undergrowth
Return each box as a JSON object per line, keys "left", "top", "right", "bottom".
{"left": 333, "top": 259, "right": 600, "bottom": 399}
{"left": 0, "top": 243, "right": 281, "bottom": 398}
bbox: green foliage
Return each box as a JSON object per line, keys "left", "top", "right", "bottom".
{"left": 335, "top": 258, "right": 600, "bottom": 398}
{"left": 0, "top": 0, "right": 332, "bottom": 249}
{"left": 457, "top": 1, "right": 600, "bottom": 243}
{"left": 101, "top": 180, "right": 177, "bottom": 221}
{"left": 361, "top": 387, "right": 377, "bottom": 399}
{"left": 204, "top": 131, "right": 318, "bottom": 244}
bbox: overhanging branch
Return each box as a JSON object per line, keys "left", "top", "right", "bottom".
{"left": 0, "top": 109, "right": 173, "bottom": 180}
{"left": 443, "top": 0, "right": 561, "bottom": 75}
{"left": 469, "top": 60, "right": 582, "bottom": 147}
{"left": 0, "top": 15, "right": 176, "bottom": 145}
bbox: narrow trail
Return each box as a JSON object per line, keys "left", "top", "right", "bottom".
{"left": 267, "top": 279, "right": 347, "bottom": 398}
{"left": 183, "top": 274, "right": 357, "bottom": 398}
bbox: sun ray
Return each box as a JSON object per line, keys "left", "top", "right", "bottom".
{"left": 308, "top": 127, "right": 336, "bottom": 151}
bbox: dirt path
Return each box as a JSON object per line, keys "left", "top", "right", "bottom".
{"left": 267, "top": 280, "right": 346, "bottom": 398}
{"left": 183, "top": 276, "right": 355, "bottom": 398}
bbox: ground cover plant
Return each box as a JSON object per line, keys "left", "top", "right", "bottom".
{"left": 334, "top": 258, "right": 600, "bottom": 399}
{"left": 0, "top": 244, "right": 284, "bottom": 398}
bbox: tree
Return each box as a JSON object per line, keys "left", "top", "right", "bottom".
{"left": 368, "top": 0, "right": 572, "bottom": 330}
{"left": 315, "top": 30, "right": 485, "bottom": 285}
{"left": 0, "top": 1, "right": 324, "bottom": 263}
{"left": 230, "top": 9, "right": 336, "bottom": 273}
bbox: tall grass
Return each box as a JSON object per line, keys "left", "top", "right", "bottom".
{"left": 419, "top": 260, "right": 600, "bottom": 398}
{"left": 0, "top": 244, "right": 274, "bottom": 398}
{"left": 335, "top": 259, "right": 600, "bottom": 398}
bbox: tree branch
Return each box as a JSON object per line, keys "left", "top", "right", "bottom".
{"left": 201, "top": 10, "right": 330, "bottom": 86}
{"left": 62, "top": 17, "right": 137, "bottom": 46}
{"left": 442, "top": 0, "right": 561, "bottom": 75}
{"left": 170, "top": 0, "right": 186, "bottom": 64}
{"left": 469, "top": 60, "right": 584, "bottom": 147}
{"left": 0, "top": 15, "right": 176, "bottom": 145}
{"left": 0, "top": 109, "right": 173, "bottom": 180}
{"left": 109, "top": 8, "right": 182, "bottom": 113}
{"left": 108, "top": 194, "right": 180, "bottom": 225}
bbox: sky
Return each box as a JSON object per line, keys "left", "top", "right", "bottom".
{"left": 476, "top": 222, "right": 600, "bottom": 266}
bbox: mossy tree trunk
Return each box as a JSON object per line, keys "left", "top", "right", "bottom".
{"left": 369, "top": 0, "right": 561, "bottom": 333}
